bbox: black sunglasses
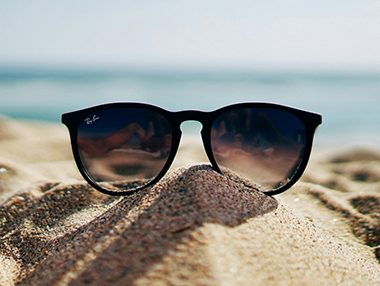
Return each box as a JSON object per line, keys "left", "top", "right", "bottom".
{"left": 62, "top": 102, "right": 321, "bottom": 196}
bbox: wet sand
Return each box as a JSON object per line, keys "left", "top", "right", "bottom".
{"left": 1, "top": 117, "right": 380, "bottom": 285}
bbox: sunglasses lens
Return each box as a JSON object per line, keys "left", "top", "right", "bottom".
{"left": 211, "top": 108, "right": 306, "bottom": 192}
{"left": 76, "top": 107, "right": 172, "bottom": 191}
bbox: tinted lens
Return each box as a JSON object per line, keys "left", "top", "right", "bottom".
{"left": 77, "top": 107, "right": 172, "bottom": 191}
{"left": 211, "top": 108, "right": 306, "bottom": 192}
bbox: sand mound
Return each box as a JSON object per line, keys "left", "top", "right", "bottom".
{"left": 1, "top": 118, "right": 380, "bottom": 285}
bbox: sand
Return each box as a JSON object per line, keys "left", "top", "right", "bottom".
{"left": 1, "top": 116, "right": 380, "bottom": 285}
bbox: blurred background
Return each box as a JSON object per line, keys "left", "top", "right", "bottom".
{"left": 1, "top": 0, "right": 379, "bottom": 146}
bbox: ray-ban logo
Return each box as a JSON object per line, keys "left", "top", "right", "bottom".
{"left": 85, "top": 115, "right": 100, "bottom": 125}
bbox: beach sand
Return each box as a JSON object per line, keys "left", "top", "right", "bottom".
{"left": 1, "top": 117, "right": 380, "bottom": 285}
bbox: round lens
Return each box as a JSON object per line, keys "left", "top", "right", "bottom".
{"left": 77, "top": 107, "right": 172, "bottom": 192}
{"left": 211, "top": 107, "right": 306, "bottom": 192}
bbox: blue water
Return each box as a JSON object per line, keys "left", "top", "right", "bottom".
{"left": 1, "top": 67, "right": 379, "bottom": 146}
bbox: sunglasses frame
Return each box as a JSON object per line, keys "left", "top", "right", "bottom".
{"left": 62, "top": 102, "right": 321, "bottom": 196}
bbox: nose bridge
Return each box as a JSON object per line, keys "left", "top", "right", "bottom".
{"left": 174, "top": 110, "right": 209, "bottom": 126}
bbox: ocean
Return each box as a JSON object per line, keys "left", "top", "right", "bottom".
{"left": 1, "top": 67, "right": 379, "bottom": 147}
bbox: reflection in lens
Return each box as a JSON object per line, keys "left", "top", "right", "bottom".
{"left": 77, "top": 107, "right": 172, "bottom": 191}
{"left": 211, "top": 108, "right": 306, "bottom": 192}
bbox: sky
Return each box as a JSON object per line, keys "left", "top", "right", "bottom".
{"left": 1, "top": 0, "right": 380, "bottom": 71}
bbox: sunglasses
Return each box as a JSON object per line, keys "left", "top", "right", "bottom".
{"left": 62, "top": 103, "right": 321, "bottom": 196}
